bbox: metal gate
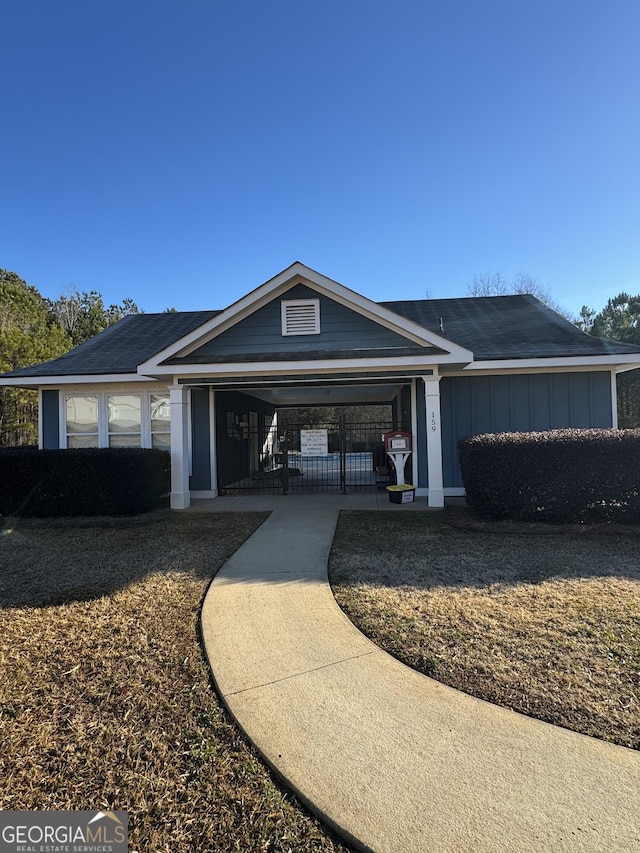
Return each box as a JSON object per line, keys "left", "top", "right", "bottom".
{"left": 218, "top": 414, "right": 393, "bottom": 495}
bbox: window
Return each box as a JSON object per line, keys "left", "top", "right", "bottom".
{"left": 150, "top": 393, "right": 171, "bottom": 449}
{"left": 63, "top": 389, "right": 171, "bottom": 449}
{"left": 108, "top": 395, "right": 142, "bottom": 447}
{"left": 281, "top": 299, "right": 320, "bottom": 335}
{"left": 66, "top": 396, "right": 99, "bottom": 447}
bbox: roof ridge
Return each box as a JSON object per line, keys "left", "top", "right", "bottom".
{"left": 380, "top": 294, "right": 531, "bottom": 306}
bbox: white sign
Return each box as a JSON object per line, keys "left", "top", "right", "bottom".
{"left": 300, "top": 429, "right": 328, "bottom": 456}
{"left": 391, "top": 438, "right": 408, "bottom": 450}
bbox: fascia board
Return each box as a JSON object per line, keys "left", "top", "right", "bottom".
{"left": 445, "top": 366, "right": 616, "bottom": 378}
{"left": 140, "top": 352, "right": 471, "bottom": 380}
{"left": 303, "top": 280, "right": 474, "bottom": 359}
{"left": 615, "top": 362, "right": 640, "bottom": 374}
{"left": 0, "top": 373, "right": 153, "bottom": 388}
{"left": 463, "top": 354, "right": 640, "bottom": 371}
{"left": 137, "top": 262, "right": 473, "bottom": 370}
{"left": 289, "top": 270, "right": 470, "bottom": 353}
{"left": 138, "top": 263, "right": 318, "bottom": 369}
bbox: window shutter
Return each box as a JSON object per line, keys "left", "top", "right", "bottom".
{"left": 281, "top": 299, "right": 320, "bottom": 335}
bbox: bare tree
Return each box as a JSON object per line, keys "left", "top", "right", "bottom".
{"left": 466, "top": 272, "right": 510, "bottom": 297}
{"left": 49, "top": 289, "right": 142, "bottom": 346}
{"left": 467, "top": 271, "right": 572, "bottom": 319}
{"left": 50, "top": 289, "right": 83, "bottom": 338}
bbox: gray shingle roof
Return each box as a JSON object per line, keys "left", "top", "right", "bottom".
{"left": 2, "top": 311, "right": 220, "bottom": 377}
{"left": 380, "top": 294, "right": 640, "bottom": 360}
{"left": 2, "top": 294, "right": 638, "bottom": 379}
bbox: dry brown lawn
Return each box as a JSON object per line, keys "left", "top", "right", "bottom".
{"left": 0, "top": 510, "right": 350, "bottom": 853}
{"left": 329, "top": 510, "right": 640, "bottom": 750}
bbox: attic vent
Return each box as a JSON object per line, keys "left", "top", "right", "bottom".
{"left": 281, "top": 299, "right": 320, "bottom": 336}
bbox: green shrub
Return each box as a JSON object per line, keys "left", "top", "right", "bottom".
{"left": 0, "top": 448, "right": 170, "bottom": 517}
{"left": 458, "top": 429, "right": 640, "bottom": 523}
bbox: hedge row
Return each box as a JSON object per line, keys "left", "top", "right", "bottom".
{"left": 0, "top": 448, "right": 170, "bottom": 517}
{"left": 457, "top": 429, "right": 640, "bottom": 523}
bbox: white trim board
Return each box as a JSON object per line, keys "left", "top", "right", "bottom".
{"left": 142, "top": 354, "right": 465, "bottom": 380}
{"left": 137, "top": 262, "right": 474, "bottom": 370}
{"left": 460, "top": 354, "right": 640, "bottom": 372}
{"left": 0, "top": 373, "right": 154, "bottom": 388}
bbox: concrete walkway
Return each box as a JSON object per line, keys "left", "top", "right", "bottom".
{"left": 200, "top": 497, "right": 640, "bottom": 853}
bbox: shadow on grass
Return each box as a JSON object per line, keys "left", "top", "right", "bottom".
{"left": 329, "top": 509, "right": 640, "bottom": 590}
{"left": 0, "top": 510, "right": 269, "bottom": 609}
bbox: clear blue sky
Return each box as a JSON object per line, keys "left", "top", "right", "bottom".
{"left": 2, "top": 1, "right": 638, "bottom": 319}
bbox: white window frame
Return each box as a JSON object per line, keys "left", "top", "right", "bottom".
{"left": 107, "top": 394, "right": 143, "bottom": 448}
{"left": 150, "top": 392, "right": 172, "bottom": 449}
{"left": 60, "top": 388, "right": 170, "bottom": 449}
{"left": 281, "top": 298, "right": 321, "bottom": 336}
{"left": 64, "top": 394, "right": 100, "bottom": 449}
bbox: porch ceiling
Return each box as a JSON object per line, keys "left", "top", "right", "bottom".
{"left": 208, "top": 381, "right": 404, "bottom": 406}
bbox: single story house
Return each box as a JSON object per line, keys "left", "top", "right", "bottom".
{"left": 2, "top": 262, "right": 640, "bottom": 508}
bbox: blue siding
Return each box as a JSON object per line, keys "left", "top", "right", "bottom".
{"left": 189, "top": 284, "right": 416, "bottom": 358}
{"left": 215, "top": 391, "right": 276, "bottom": 489}
{"left": 441, "top": 372, "right": 614, "bottom": 488}
{"left": 400, "top": 385, "right": 412, "bottom": 431}
{"left": 415, "top": 381, "right": 428, "bottom": 488}
{"left": 41, "top": 390, "right": 60, "bottom": 449}
{"left": 190, "top": 387, "right": 211, "bottom": 490}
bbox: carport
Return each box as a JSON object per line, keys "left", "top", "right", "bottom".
{"left": 180, "top": 372, "right": 429, "bottom": 496}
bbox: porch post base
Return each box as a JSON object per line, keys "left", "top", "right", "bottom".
{"left": 170, "top": 491, "right": 191, "bottom": 510}
{"left": 428, "top": 488, "right": 444, "bottom": 508}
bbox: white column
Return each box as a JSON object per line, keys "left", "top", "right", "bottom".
{"left": 423, "top": 376, "right": 444, "bottom": 507}
{"left": 170, "top": 384, "right": 191, "bottom": 509}
{"left": 611, "top": 369, "right": 619, "bottom": 429}
{"left": 37, "top": 389, "right": 44, "bottom": 450}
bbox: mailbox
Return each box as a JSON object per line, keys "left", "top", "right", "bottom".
{"left": 383, "top": 430, "right": 413, "bottom": 492}
{"left": 383, "top": 431, "right": 412, "bottom": 454}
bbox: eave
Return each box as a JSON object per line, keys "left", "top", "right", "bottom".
{"left": 459, "top": 354, "right": 640, "bottom": 372}
{"left": 0, "top": 373, "right": 155, "bottom": 388}
{"left": 139, "top": 352, "right": 470, "bottom": 381}
{"left": 137, "top": 262, "right": 473, "bottom": 372}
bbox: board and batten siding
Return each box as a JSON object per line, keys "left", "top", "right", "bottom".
{"left": 214, "top": 390, "right": 276, "bottom": 489}
{"left": 439, "top": 372, "right": 614, "bottom": 488}
{"left": 190, "top": 387, "right": 211, "bottom": 490}
{"left": 187, "top": 284, "right": 418, "bottom": 359}
{"left": 41, "top": 389, "right": 60, "bottom": 449}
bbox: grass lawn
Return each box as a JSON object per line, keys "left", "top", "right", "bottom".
{"left": 329, "top": 510, "right": 640, "bottom": 751}
{"left": 0, "top": 511, "right": 350, "bottom": 853}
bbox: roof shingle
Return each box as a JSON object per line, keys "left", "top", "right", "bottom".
{"left": 381, "top": 295, "right": 640, "bottom": 360}
{"left": 2, "top": 294, "right": 639, "bottom": 379}
{"left": 2, "top": 311, "right": 220, "bottom": 377}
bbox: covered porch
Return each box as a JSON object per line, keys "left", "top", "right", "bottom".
{"left": 168, "top": 371, "right": 446, "bottom": 509}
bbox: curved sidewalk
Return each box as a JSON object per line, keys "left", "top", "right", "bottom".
{"left": 201, "top": 500, "right": 640, "bottom": 853}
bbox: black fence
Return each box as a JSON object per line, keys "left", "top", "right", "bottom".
{"left": 218, "top": 415, "right": 394, "bottom": 494}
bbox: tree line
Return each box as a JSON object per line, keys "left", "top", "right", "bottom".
{"left": 0, "top": 269, "right": 145, "bottom": 445}
{"left": 1, "top": 267, "right": 639, "bottom": 446}
{"left": 466, "top": 273, "right": 640, "bottom": 428}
